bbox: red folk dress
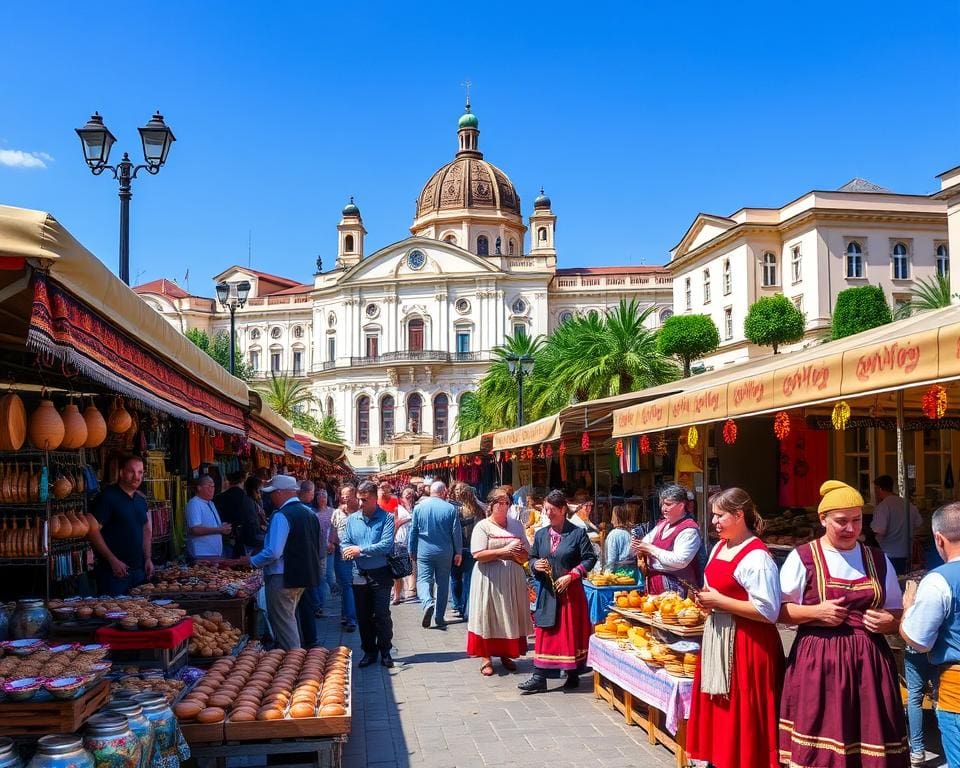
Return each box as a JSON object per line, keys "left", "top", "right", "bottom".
{"left": 687, "top": 538, "right": 785, "bottom": 768}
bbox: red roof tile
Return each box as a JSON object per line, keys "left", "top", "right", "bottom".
{"left": 133, "top": 278, "right": 189, "bottom": 298}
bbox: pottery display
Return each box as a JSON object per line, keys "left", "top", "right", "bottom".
{"left": 28, "top": 397, "right": 64, "bottom": 451}
{"left": 83, "top": 401, "right": 107, "bottom": 448}
{"left": 26, "top": 736, "right": 93, "bottom": 768}
{"left": 107, "top": 400, "right": 132, "bottom": 435}
{"left": 83, "top": 714, "right": 141, "bottom": 768}
{"left": 10, "top": 599, "right": 51, "bottom": 639}
{"left": 59, "top": 403, "right": 88, "bottom": 450}
{"left": 131, "top": 693, "right": 176, "bottom": 764}
{"left": 0, "top": 392, "right": 26, "bottom": 451}
{"left": 0, "top": 737, "right": 23, "bottom": 768}
{"left": 102, "top": 701, "right": 154, "bottom": 768}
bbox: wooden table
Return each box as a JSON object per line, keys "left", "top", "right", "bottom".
{"left": 187, "top": 736, "right": 345, "bottom": 768}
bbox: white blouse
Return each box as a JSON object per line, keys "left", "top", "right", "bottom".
{"left": 641, "top": 522, "right": 701, "bottom": 572}
{"left": 779, "top": 543, "right": 903, "bottom": 610}
{"left": 704, "top": 540, "right": 782, "bottom": 623}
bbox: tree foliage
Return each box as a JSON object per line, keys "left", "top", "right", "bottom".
{"left": 256, "top": 373, "right": 315, "bottom": 420}
{"left": 743, "top": 294, "right": 806, "bottom": 354}
{"left": 831, "top": 285, "right": 892, "bottom": 339}
{"left": 657, "top": 314, "right": 720, "bottom": 377}
{"left": 290, "top": 410, "right": 344, "bottom": 444}
{"left": 185, "top": 328, "right": 251, "bottom": 382}
{"left": 894, "top": 274, "right": 956, "bottom": 319}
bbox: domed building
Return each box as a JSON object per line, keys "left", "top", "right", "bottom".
{"left": 135, "top": 102, "right": 673, "bottom": 467}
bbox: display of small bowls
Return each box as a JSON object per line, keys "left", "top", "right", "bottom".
{"left": 48, "top": 643, "right": 78, "bottom": 653}
{"left": 89, "top": 662, "right": 112, "bottom": 681}
{"left": 3, "top": 677, "right": 44, "bottom": 701}
{"left": 5, "top": 639, "right": 43, "bottom": 656}
{"left": 44, "top": 676, "right": 89, "bottom": 700}
{"left": 151, "top": 599, "right": 174, "bottom": 607}
{"left": 79, "top": 643, "right": 110, "bottom": 657}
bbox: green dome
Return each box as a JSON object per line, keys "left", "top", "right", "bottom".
{"left": 458, "top": 111, "right": 478, "bottom": 129}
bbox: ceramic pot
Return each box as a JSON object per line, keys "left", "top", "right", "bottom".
{"left": 83, "top": 714, "right": 141, "bottom": 768}
{"left": 107, "top": 400, "right": 132, "bottom": 435}
{"left": 102, "top": 701, "right": 154, "bottom": 768}
{"left": 0, "top": 737, "right": 23, "bottom": 768}
{"left": 83, "top": 403, "right": 107, "bottom": 448}
{"left": 28, "top": 398, "right": 64, "bottom": 451}
{"left": 60, "top": 403, "right": 88, "bottom": 450}
{"left": 27, "top": 736, "right": 93, "bottom": 768}
{"left": 0, "top": 604, "right": 11, "bottom": 642}
{"left": 0, "top": 393, "right": 26, "bottom": 452}
{"left": 10, "top": 599, "right": 51, "bottom": 640}
{"left": 131, "top": 693, "right": 176, "bottom": 761}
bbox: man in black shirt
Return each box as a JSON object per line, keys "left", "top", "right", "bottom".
{"left": 215, "top": 470, "right": 260, "bottom": 557}
{"left": 86, "top": 454, "right": 153, "bottom": 594}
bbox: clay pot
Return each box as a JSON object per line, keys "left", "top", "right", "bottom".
{"left": 28, "top": 397, "right": 64, "bottom": 451}
{"left": 107, "top": 399, "right": 132, "bottom": 435}
{"left": 49, "top": 514, "right": 62, "bottom": 540}
{"left": 0, "top": 392, "right": 26, "bottom": 451}
{"left": 83, "top": 402, "right": 107, "bottom": 448}
{"left": 52, "top": 474, "right": 73, "bottom": 500}
{"left": 60, "top": 403, "right": 88, "bottom": 449}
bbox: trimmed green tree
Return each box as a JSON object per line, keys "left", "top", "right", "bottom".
{"left": 831, "top": 285, "right": 892, "bottom": 339}
{"left": 185, "top": 328, "right": 251, "bottom": 381}
{"left": 743, "top": 294, "right": 806, "bottom": 354}
{"left": 657, "top": 314, "right": 720, "bottom": 377}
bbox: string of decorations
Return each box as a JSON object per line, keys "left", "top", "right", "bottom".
{"left": 581, "top": 431, "right": 590, "bottom": 451}
{"left": 655, "top": 433, "right": 668, "bottom": 456}
{"left": 686, "top": 425, "right": 699, "bottom": 449}
{"left": 831, "top": 401, "right": 851, "bottom": 430}
{"left": 722, "top": 419, "right": 737, "bottom": 445}
{"left": 922, "top": 384, "right": 948, "bottom": 420}
{"left": 615, "top": 439, "right": 624, "bottom": 457}
{"left": 640, "top": 435, "right": 651, "bottom": 455}
{"left": 773, "top": 411, "right": 791, "bottom": 441}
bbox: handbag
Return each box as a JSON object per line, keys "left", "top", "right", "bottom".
{"left": 387, "top": 543, "right": 413, "bottom": 579}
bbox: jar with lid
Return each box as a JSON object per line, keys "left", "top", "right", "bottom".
{"left": 10, "top": 600, "right": 51, "bottom": 640}
{"left": 0, "top": 737, "right": 22, "bottom": 768}
{"left": 102, "top": 701, "right": 154, "bottom": 768}
{"left": 131, "top": 694, "right": 175, "bottom": 763}
{"left": 82, "top": 713, "right": 141, "bottom": 768}
{"left": 27, "top": 736, "right": 93, "bottom": 768}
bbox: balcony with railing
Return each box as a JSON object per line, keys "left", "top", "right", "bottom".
{"left": 335, "top": 350, "right": 490, "bottom": 368}
{"left": 250, "top": 368, "right": 307, "bottom": 379}
{"left": 551, "top": 274, "right": 673, "bottom": 291}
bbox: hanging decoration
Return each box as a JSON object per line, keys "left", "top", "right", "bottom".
{"left": 686, "top": 426, "right": 699, "bottom": 450}
{"left": 581, "top": 431, "right": 590, "bottom": 451}
{"left": 503, "top": 450, "right": 512, "bottom": 462}
{"left": 537, "top": 444, "right": 545, "bottom": 459}
{"left": 615, "top": 439, "right": 624, "bottom": 457}
{"left": 722, "top": 419, "right": 738, "bottom": 445}
{"left": 558, "top": 440, "right": 567, "bottom": 458}
{"left": 922, "top": 384, "right": 948, "bottom": 420}
{"left": 545, "top": 444, "right": 553, "bottom": 459}
{"left": 655, "top": 433, "right": 668, "bottom": 456}
{"left": 831, "top": 401, "right": 851, "bottom": 431}
{"left": 640, "top": 435, "right": 651, "bottom": 455}
{"left": 473, "top": 455, "right": 482, "bottom": 466}
{"left": 773, "top": 411, "right": 791, "bottom": 441}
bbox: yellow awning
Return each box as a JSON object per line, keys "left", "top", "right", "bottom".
{"left": 492, "top": 415, "right": 561, "bottom": 450}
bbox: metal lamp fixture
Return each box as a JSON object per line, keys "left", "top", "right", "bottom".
{"left": 75, "top": 111, "right": 176, "bottom": 285}
{"left": 505, "top": 354, "right": 535, "bottom": 427}
{"left": 217, "top": 280, "right": 252, "bottom": 376}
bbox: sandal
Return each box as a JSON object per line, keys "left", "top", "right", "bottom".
{"left": 500, "top": 657, "right": 517, "bottom": 672}
{"left": 480, "top": 662, "right": 495, "bottom": 677}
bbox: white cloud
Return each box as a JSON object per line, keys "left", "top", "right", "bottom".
{"left": 0, "top": 149, "right": 54, "bottom": 169}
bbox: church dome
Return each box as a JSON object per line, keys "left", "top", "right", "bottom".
{"left": 342, "top": 197, "right": 360, "bottom": 217}
{"left": 415, "top": 106, "right": 521, "bottom": 221}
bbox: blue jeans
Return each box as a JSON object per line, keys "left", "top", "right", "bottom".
{"left": 96, "top": 567, "right": 146, "bottom": 596}
{"left": 325, "top": 552, "right": 337, "bottom": 595}
{"left": 937, "top": 708, "right": 960, "bottom": 767}
{"left": 905, "top": 650, "right": 938, "bottom": 756}
{"left": 333, "top": 551, "right": 357, "bottom": 624}
{"left": 450, "top": 550, "right": 475, "bottom": 620}
{"left": 296, "top": 588, "right": 318, "bottom": 648}
{"left": 416, "top": 554, "right": 453, "bottom": 626}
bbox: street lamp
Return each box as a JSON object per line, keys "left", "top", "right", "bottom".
{"left": 505, "top": 354, "right": 535, "bottom": 427}
{"left": 216, "top": 280, "right": 252, "bottom": 375}
{"left": 75, "top": 111, "right": 176, "bottom": 285}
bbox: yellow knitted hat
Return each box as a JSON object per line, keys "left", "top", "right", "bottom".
{"left": 818, "top": 480, "right": 864, "bottom": 514}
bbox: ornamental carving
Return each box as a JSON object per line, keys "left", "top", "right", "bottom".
{"left": 401, "top": 304, "right": 428, "bottom": 317}
{"left": 440, "top": 162, "right": 464, "bottom": 207}
{"left": 469, "top": 160, "right": 495, "bottom": 206}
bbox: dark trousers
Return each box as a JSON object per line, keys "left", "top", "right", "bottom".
{"left": 890, "top": 556, "right": 908, "bottom": 575}
{"left": 450, "top": 549, "right": 475, "bottom": 619}
{"left": 352, "top": 566, "right": 393, "bottom": 656}
{"left": 297, "top": 587, "right": 319, "bottom": 648}
{"left": 95, "top": 567, "right": 146, "bottom": 596}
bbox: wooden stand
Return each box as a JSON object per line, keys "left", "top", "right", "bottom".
{"left": 187, "top": 736, "right": 345, "bottom": 768}
{"left": 0, "top": 680, "right": 110, "bottom": 736}
{"left": 593, "top": 671, "right": 689, "bottom": 768}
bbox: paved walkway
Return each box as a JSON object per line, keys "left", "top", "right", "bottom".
{"left": 312, "top": 593, "right": 676, "bottom": 768}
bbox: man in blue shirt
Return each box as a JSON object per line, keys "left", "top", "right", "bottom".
{"left": 342, "top": 480, "right": 396, "bottom": 667}
{"left": 409, "top": 481, "right": 462, "bottom": 630}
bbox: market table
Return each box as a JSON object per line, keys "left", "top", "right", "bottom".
{"left": 582, "top": 582, "right": 625, "bottom": 624}
{"left": 587, "top": 635, "right": 693, "bottom": 767}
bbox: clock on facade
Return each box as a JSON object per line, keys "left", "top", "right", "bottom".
{"left": 407, "top": 249, "right": 426, "bottom": 270}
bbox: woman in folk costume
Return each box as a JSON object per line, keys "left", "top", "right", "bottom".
{"left": 779, "top": 480, "right": 908, "bottom": 768}
{"left": 632, "top": 483, "right": 704, "bottom": 597}
{"left": 518, "top": 489, "right": 597, "bottom": 694}
{"left": 686, "top": 488, "right": 785, "bottom": 768}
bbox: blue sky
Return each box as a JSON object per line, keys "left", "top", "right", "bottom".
{"left": 1, "top": 1, "right": 957, "bottom": 291}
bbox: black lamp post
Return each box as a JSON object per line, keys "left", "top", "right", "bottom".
{"left": 216, "top": 280, "right": 252, "bottom": 375}
{"left": 75, "top": 111, "right": 176, "bottom": 285}
{"left": 506, "top": 354, "right": 535, "bottom": 427}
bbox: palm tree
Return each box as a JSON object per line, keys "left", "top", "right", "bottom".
{"left": 534, "top": 300, "right": 679, "bottom": 409}
{"left": 455, "top": 392, "right": 484, "bottom": 440}
{"left": 256, "top": 373, "right": 315, "bottom": 420}
{"left": 468, "top": 333, "right": 548, "bottom": 433}
{"left": 315, "top": 414, "right": 344, "bottom": 444}
{"left": 894, "top": 274, "right": 955, "bottom": 319}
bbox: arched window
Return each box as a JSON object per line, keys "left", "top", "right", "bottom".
{"left": 508, "top": 239, "right": 516, "bottom": 256}
{"left": 477, "top": 235, "right": 489, "bottom": 256}
{"left": 937, "top": 244, "right": 950, "bottom": 277}
{"left": 356, "top": 396, "right": 370, "bottom": 445}
{"left": 892, "top": 242, "right": 909, "bottom": 280}
{"left": 722, "top": 259, "right": 732, "bottom": 295}
{"left": 846, "top": 241, "right": 863, "bottom": 278}
{"left": 408, "top": 318, "right": 424, "bottom": 351}
{"left": 762, "top": 252, "right": 778, "bottom": 287}
{"left": 433, "top": 394, "right": 448, "bottom": 443}
{"left": 344, "top": 234, "right": 354, "bottom": 253}
{"left": 702, "top": 269, "right": 711, "bottom": 304}
{"left": 407, "top": 393, "right": 422, "bottom": 434}
{"left": 325, "top": 396, "right": 334, "bottom": 418}
{"left": 538, "top": 227, "right": 547, "bottom": 242}
{"left": 380, "top": 396, "right": 394, "bottom": 442}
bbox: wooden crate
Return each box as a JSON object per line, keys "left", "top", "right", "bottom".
{"left": 180, "top": 720, "right": 225, "bottom": 745}
{"left": 0, "top": 680, "right": 110, "bottom": 736}
{"left": 612, "top": 607, "right": 704, "bottom": 637}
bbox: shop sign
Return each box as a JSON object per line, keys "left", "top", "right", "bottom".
{"left": 493, "top": 416, "right": 560, "bottom": 450}
{"left": 726, "top": 372, "right": 775, "bottom": 416}
{"left": 775, "top": 355, "right": 842, "bottom": 407}
{"left": 842, "top": 330, "right": 938, "bottom": 396}
{"left": 666, "top": 387, "right": 727, "bottom": 428}
{"left": 938, "top": 323, "right": 960, "bottom": 379}
{"left": 612, "top": 398, "right": 670, "bottom": 437}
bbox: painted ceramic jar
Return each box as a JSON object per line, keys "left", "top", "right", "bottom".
{"left": 0, "top": 737, "right": 23, "bottom": 768}
{"left": 82, "top": 714, "right": 141, "bottom": 768}
{"left": 10, "top": 600, "right": 51, "bottom": 640}
{"left": 27, "top": 736, "right": 93, "bottom": 768}
{"left": 102, "top": 701, "right": 154, "bottom": 768}
{"left": 131, "top": 694, "right": 175, "bottom": 761}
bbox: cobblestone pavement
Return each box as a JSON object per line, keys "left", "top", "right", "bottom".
{"left": 312, "top": 594, "right": 676, "bottom": 768}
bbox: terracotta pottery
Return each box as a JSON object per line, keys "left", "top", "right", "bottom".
{"left": 28, "top": 397, "right": 64, "bottom": 451}
{"left": 28, "top": 464, "right": 38, "bottom": 503}
{"left": 60, "top": 403, "right": 88, "bottom": 449}
{"left": 0, "top": 392, "right": 26, "bottom": 451}
{"left": 83, "top": 402, "right": 107, "bottom": 448}
{"left": 49, "top": 514, "right": 62, "bottom": 539}
{"left": 52, "top": 474, "right": 72, "bottom": 500}
{"left": 107, "top": 399, "right": 132, "bottom": 435}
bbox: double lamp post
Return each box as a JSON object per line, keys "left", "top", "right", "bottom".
{"left": 506, "top": 354, "right": 534, "bottom": 427}
{"left": 216, "top": 281, "right": 251, "bottom": 376}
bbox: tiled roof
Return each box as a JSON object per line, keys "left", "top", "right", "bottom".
{"left": 133, "top": 278, "right": 189, "bottom": 298}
